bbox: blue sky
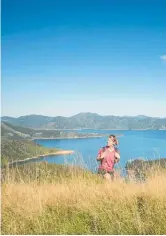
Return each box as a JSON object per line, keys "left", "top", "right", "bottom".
{"left": 2, "top": 0, "right": 166, "bottom": 117}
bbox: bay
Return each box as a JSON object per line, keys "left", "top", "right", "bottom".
{"left": 32, "top": 130, "right": 166, "bottom": 173}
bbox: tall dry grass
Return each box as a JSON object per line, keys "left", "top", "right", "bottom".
{"left": 2, "top": 163, "right": 166, "bottom": 235}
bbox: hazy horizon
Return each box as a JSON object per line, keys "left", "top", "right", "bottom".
{"left": 2, "top": 0, "right": 166, "bottom": 118}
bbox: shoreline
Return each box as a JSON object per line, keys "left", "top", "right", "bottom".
{"left": 32, "top": 135, "right": 106, "bottom": 140}
{"left": 32, "top": 134, "right": 124, "bottom": 140}
{"left": 8, "top": 150, "right": 74, "bottom": 166}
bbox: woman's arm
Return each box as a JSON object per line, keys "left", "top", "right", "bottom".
{"left": 96, "top": 148, "right": 105, "bottom": 161}
{"left": 114, "top": 152, "right": 120, "bottom": 163}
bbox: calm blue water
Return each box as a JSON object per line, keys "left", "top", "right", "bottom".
{"left": 32, "top": 130, "right": 166, "bottom": 173}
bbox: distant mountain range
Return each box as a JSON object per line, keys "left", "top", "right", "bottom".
{"left": 2, "top": 113, "right": 166, "bottom": 130}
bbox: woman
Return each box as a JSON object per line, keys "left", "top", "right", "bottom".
{"left": 96, "top": 135, "right": 120, "bottom": 181}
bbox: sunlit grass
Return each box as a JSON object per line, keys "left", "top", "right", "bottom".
{"left": 2, "top": 160, "right": 166, "bottom": 235}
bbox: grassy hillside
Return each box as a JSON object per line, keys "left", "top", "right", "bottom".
{"left": 2, "top": 121, "right": 36, "bottom": 136}
{"left": 1, "top": 138, "right": 59, "bottom": 166}
{"left": 1, "top": 121, "right": 68, "bottom": 139}
{"left": 1, "top": 122, "right": 35, "bottom": 140}
{"left": 2, "top": 162, "right": 166, "bottom": 235}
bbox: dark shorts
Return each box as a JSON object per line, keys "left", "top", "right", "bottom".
{"left": 98, "top": 169, "right": 114, "bottom": 176}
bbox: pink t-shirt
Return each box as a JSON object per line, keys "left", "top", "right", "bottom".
{"left": 98, "top": 146, "right": 116, "bottom": 172}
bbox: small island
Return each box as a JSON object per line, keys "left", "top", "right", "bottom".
{"left": 1, "top": 121, "right": 107, "bottom": 140}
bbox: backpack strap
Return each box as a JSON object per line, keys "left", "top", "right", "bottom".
{"left": 102, "top": 146, "right": 107, "bottom": 152}
{"left": 114, "top": 147, "right": 120, "bottom": 153}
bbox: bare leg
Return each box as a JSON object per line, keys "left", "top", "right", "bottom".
{"left": 103, "top": 173, "right": 112, "bottom": 181}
